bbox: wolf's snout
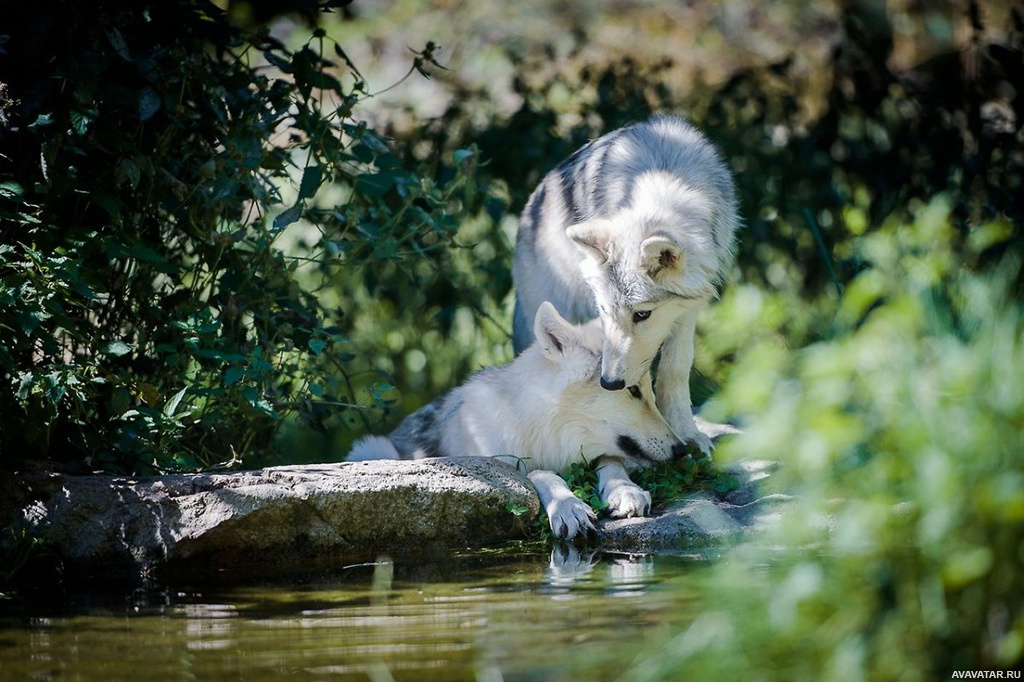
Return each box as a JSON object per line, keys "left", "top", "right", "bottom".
{"left": 671, "top": 442, "right": 691, "bottom": 460}
{"left": 600, "top": 376, "right": 626, "bottom": 391}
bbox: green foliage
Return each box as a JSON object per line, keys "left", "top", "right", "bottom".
{"left": 631, "top": 457, "right": 739, "bottom": 506}
{"left": 625, "top": 195, "right": 1024, "bottom": 678}
{"left": 562, "top": 456, "right": 739, "bottom": 516}
{"left": 563, "top": 459, "right": 608, "bottom": 514}
{"left": 0, "top": 1, "right": 488, "bottom": 472}
{"left": 0, "top": 524, "right": 48, "bottom": 596}
{"left": 523, "top": 456, "right": 738, "bottom": 541}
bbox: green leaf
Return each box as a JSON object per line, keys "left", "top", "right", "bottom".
{"left": 308, "top": 338, "right": 326, "bottom": 355}
{"left": 17, "top": 309, "right": 49, "bottom": 336}
{"left": 0, "top": 181, "right": 24, "bottom": 199}
{"left": 90, "top": 192, "right": 123, "bottom": 218}
{"left": 309, "top": 72, "right": 344, "bottom": 93}
{"left": 966, "top": 219, "right": 1013, "bottom": 254}
{"left": 332, "top": 43, "right": 363, "bottom": 80}
{"left": 111, "top": 388, "right": 131, "bottom": 416}
{"left": 117, "top": 158, "right": 141, "bottom": 189}
{"left": 224, "top": 367, "right": 244, "bottom": 387}
{"left": 274, "top": 204, "right": 303, "bottom": 230}
{"left": 45, "top": 373, "right": 66, "bottom": 406}
{"left": 264, "top": 51, "right": 293, "bottom": 73}
{"left": 298, "top": 165, "right": 324, "bottom": 200}
{"left": 105, "top": 27, "right": 131, "bottom": 60}
{"left": 16, "top": 372, "right": 34, "bottom": 400}
{"left": 505, "top": 501, "right": 530, "bottom": 517}
{"left": 138, "top": 88, "right": 161, "bottom": 121}
{"left": 453, "top": 148, "right": 474, "bottom": 164}
{"left": 163, "top": 387, "right": 188, "bottom": 418}
{"left": 129, "top": 241, "right": 177, "bottom": 273}
{"left": 101, "top": 340, "right": 133, "bottom": 357}
{"left": 354, "top": 171, "right": 399, "bottom": 199}
{"left": 70, "top": 110, "right": 97, "bottom": 136}
{"left": 27, "top": 113, "right": 53, "bottom": 130}
{"left": 241, "top": 387, "right": 276, "bottom": 418}
{"left": 172, "top": 454, "right": 199, "bottom": 471}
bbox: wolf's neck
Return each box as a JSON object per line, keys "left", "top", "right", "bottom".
{"left": 454, "top": 348, "right": 566, "bottom": 469}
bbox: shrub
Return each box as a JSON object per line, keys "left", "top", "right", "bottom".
{"left": 627, "top": 196, "right": 1023, "bottom": 679}
{"left": 0, "top": 1, "right": 485, "bottom": 472}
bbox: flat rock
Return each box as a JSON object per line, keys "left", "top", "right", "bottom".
{"left": 7, "top": 449, "right": 787, "bottom": 582}
{"left": 598, "top": 459, "right": 789, "bottom": 550}
{"left": 13, "top": 457, "right": 539, "bottom": 581}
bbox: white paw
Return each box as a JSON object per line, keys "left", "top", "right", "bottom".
{"left": 549, "top": 545, "right": 597, "bottom": 573}
{"left": 684, "top": 428, "right": 714, "bottom": 457}
{"left": 670, "top": 419, "right": 714, "bottom": 457}
{"left": 546, "top": 496, "right": 597, "bottom": 540}
{"left": 693, "top": 416, "right": 741, "bottom": 441}
{"left": 603, "top": 482, "right": 652, "bottom": 519}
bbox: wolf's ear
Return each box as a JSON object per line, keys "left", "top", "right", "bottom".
{"left": 641, "top": 235, "right": 684, "bottom": 277}
{"left": 567, "top": 222, "right": 609, "bottom": 264}
{"left": 533, "top": 301, "right": 577, "bottom": 359}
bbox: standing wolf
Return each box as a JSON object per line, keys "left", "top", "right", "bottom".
{"left": 512, "top": 115, "right": 739, "bottom": 454}
{"left": 349, "top": 302, "right": 687, "bottom": 540}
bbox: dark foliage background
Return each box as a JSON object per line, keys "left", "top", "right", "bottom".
{"left": 2, "top": 1, "right": 1021, "bottom": 473}
{"left": 0, "top": 0, "right": 494, "bottom": 472}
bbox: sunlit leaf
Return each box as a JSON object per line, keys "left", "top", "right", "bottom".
{"left": 101, "top": 340, "right": 133, "bottom": 357}
{"left": 163, "top": 387, "right": 188, "bottom": 419}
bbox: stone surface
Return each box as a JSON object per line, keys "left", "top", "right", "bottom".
{"left": 7, "top": 450, "right": 786, "bottom": 582}
{"left": 598, "top": 459, "right": 789, "bottom": 550}
{"left": 13, "top": 457, "right": 540, "bottom": 581}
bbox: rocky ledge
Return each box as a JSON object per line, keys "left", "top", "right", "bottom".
{"left": 599, "top": 459, "right": 789, "bottom": 551}
{"left": 7, "top": 456, "right": 785, "bottom": 582}
{"left": 10, "top": 457, "right": 540, "bottom": 582}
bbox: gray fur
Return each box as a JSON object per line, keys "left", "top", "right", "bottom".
{"left": 390, "top": 389, "right": 462, "bottom": 459}
{"left": 511, "top": 115, "right": 740, "bottom": 454}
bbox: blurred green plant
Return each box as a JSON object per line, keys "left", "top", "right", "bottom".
{"left": 624, "top": 195, "right": 1023, "bottom": 679}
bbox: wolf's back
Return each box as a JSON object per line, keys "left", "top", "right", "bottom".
{"left": 512, "top": 114, "right": 738, "bottom": 353}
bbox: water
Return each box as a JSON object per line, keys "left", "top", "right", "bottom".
{"left": 0, "top": 547, "right": 712, "bottom": 681}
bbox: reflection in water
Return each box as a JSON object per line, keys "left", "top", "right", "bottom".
{"left": 547, "top": 544, "right": 599, "bottom": 587}
{"left": 0, "top": 552, "right": 708, "bottom": 681}
{"left": 546, "top": 546, "right": 655, "bottom": 599}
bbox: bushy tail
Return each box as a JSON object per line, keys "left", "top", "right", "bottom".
{"left": 347, "top": 435, "right": 401, "bottom": 461}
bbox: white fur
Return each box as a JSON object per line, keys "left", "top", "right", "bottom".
{"left": 513, "top": 115, "right": 738, "bottom": 454}
{"left": 597, "top": 457, "right": 651, "bottom": 518}
{"left": 347, "top": 302, "right": 685, "bottom": 540}
{"left": 347, "top": 436, "right": 400, "bottom": 461}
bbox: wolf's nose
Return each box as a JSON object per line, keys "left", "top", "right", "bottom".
{"left": 600, "top": 377, "right": 626, "bottom": 391}
{"left": 671, "top": 442, "right": 691, "bottom": 459}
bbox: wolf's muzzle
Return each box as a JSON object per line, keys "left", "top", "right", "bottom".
{"left": 600, "top": 377, "right": 626, "bottom": 391}
{"left": 671, "top": 442, "right": 691, "bottom": 459}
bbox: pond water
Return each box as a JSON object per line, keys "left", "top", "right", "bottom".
{"left": 0, "top": 548, "right": 715, "bottom": 681}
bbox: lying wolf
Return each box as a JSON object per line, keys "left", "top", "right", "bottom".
{"left": 349, "top": 302, "right": 687, "bottom": 540}
{"left": 512, "top": 115, "right": 739, "bottom": 454}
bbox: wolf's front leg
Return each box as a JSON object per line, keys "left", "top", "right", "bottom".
{"left": 596, "top": 457, "right": 651, "bottom": 518}
{"left": 527, "top": 470, "right": 597, "bottom": 540}
{"left": 656, "top": 309, "right": 713, "bottom": 456}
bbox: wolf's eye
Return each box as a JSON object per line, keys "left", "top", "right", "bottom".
{"left": 632, "top": 310, "right": 652, "bottom": 324}
{"left": 628, "top": 385, "right": 642, "bottom": 400}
